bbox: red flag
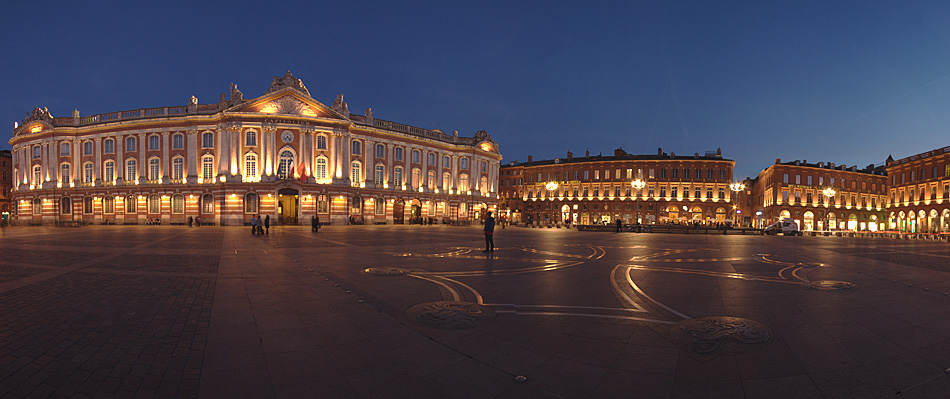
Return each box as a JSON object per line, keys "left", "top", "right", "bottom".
{"left": 297, "top": 161, "right": 307, "bottom": 181}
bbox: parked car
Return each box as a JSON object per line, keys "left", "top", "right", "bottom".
{"left": 763, "top": 218, "right": 801, "bottom": 236}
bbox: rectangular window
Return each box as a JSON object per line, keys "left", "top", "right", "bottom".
{"left": 126, "top": 137, "right": 136, "bottom": 152}
{"left": 708, "top": 170, "right": 714, "bottom": 179}
{"left": 352, "top": 140, "right": 362, "bottom": 155}
{"left": 720, "top": 170, "right": 725, "bottom": 180}
{"left": 671, "top": 187, "right": 678, "bottom": 198}
{"left": 245, "top": 131, "right": 257, "bottom": 146}
{"left": 104, "top": 196, "right": 114, "bottom": 214}
{"left": 660, "top": 169, "right": 667, "bottom": 178}
{"left": 61, "top": 143, "right": 70, "bottom": 156}
{"left": 594, "top": 170, "right": 600, "bottom": 179}
{"left": 660, "top": 187, "right": 666, "bottom": 197}
{"left": 684, "top": 169, "right": 690, "bottom": 179}
{"left": 202, "top": 133, "right": 213, "bottom": 148}
{"left": 695, "top": 188, "right": 700, "bottom": 198}
{"left": 172, "top": 135, "right": 183, "bottom": 149}
{"left": 795, "top": 175, "right": 800, "bottom": 184}
{"left": 318, "top": 195, "right": 328, "bottom": 213}
{"left": 782, "top": 191, "right": 789, "bottom": 204}
{"left": 395, "top": 148, "right": 404, "bottom": 161}
{"left": 412, "top": 150, "right": 420, "bottom": 163}
{"left": 671, "top": 169, "right": 678, "bottom": 179}
{"left": 83, "top": 142, "right": 93, "bottom": 155}
{"left": 649, "top": 169, "right": 655, "bottom": 178}
{"left": 104, "top": 140, "right": 114, "bottom": 154}
{"left": 626, "top": 169, "right": 632, "bottom": 179}
{"left": 148, "top": 136, "right": 159, "bottom": 150}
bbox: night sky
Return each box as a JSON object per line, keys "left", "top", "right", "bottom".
{"left": 3, "top": 1, "right": 950, "bottom": 179}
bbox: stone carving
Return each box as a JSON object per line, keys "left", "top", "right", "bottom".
{"left": 230, "top": 83, "right": 243, "bottom": 101}
{"left": 24, "top": 107, "right": 52, "bottom": 123}
{"left": 404, "top": 301, "right": 495, "bottom": 330}
{"left": 670, "top": 316, "right": 772, "bottom": 355}
{"left": 266, "top": 71, "right": 311, "bottom": 96}
{"left": 276, "top": 97, "right": 305, "bottom": 115}
{"left": 805, "top": 280, "right": 855, "bottom": 290}
{"left": 362, "top": 267, "right": 409, "bottom": 276}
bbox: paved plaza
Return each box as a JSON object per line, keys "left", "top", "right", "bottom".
{"left": 2, "top": 225, "right": 950, "bottom": 398}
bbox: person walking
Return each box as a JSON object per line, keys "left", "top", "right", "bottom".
{"left": 616, "top": 219, "right": 623, "bottom": 233}
{"left": 311, "top": 214, "right": 320, "bottom": 232}
{"left": 251, "top": 215, "right": 258, "bottom": 235}
{"left": 483, "top": 211, "right": 495, "bottom": 253}
{"left": 264, "top": 215, "right": 270, "bottom": 235}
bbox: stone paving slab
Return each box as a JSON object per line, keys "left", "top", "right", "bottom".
{"left": 1, "top": 225, "right": 950, "bottom": 397}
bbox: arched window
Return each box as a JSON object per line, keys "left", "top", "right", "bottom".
{"left": 104, "top": 138, "right": 115, "bottom": 154}
{"left": 244, "top": 193, "right": 258, "bottom": 213}
{"left": 428, "top": 171, "right": 436, "bottom": 190}
{"left": 428, "top": 153, "right": 436, "bottom": 165}
{"left": 443, "top": 172, "right": 451, "bottom": 191}
{"left": 61, "top": 197, "right": 72, "bottom": 214}
{"left": 33, "top": 165, "right": 42, "bottom": 185}
{"left": 148, "top": 195, "right": 160, "bottom": 214}
{"left": 459, "top": 202, "right": 467, "bottom": 215}
{"left": 480, "top": 176, "right": 489, "bottom": 195}
{"left": 459, "top": 174, "right": 470, "bottom": 192}
{"left": 351, "top": 161, "right": 362, "bottom": 183}
{"left": 32, "top": 198, "right": 42, "bottom": 215}
{"left": 201, "top": 194, "right": 214, "bottom": 214}
{"left": 83, "top": 162, "right": 94, "bottom": 183}
{"left": 351, "top": 140, "right": 362, "bottom": 155}
{"left": 443, "top": 156, "right": 451, "bottom": 168}
{"left": 148, "top": 135, "right": 160, "bottom": 150}
{"left": 244, "top": 153, "right": 258, "bottom": 180}
{"left": 126, "top": 159, "right": 137, "bottom": 182}
{"left": 83, "top": 197, "right": 94, "bottom": 214}
{"left": 317, "top": 194, "right": 329, "bottom": 213}
{"left": 148, "top": 158, "right": 160, "bottom": 181}
{"left": 171, "top": 157, "right": 184, "bottom": 180}
{"left": 125, "top": 195, "right": 137, "bottom": 213}
{"left": 351, "top": 195, "right": 362, "bottom": 214}
{"left": 60, "top": 163, "right": 71, "bottom": 185}
{"left": 104, "top": 160, "right": 115, "bottom": 182}
{"left": 277, "top": 150, "right": 294, "bottom": 179}
{"left": 315, "top": 157, "right": 328, "bottom": 181}
{"left": 411, "top": 150, "right": 420, "bottom": 163}
{"left": 245, "top": 130, "right": 257, "bottom": 146}
{"left": 172, "top": 194, "right": 184, "bottom": 214}
{"left": 103, "top": 196, "right": 114, "bottom": 214}
{"left": 394, "top": 167, "right": 404, "bottom": 187}
{"left": 411, "top": 168, "right": 421, "bottom": 189}
{"left": 376, "top": 144, "right": 385, "bottom": 158}
{"left": 202, "top": 155, "right": 214, "bottom": 181}
{"left": 125, "top": 136, "right": 136, "bottom": 152}
{"left": 460, "top": 158, "right": 469, "bottom": 170}
{"left": 375, "top": 165, "right": 385, "bottom": 186}
{"left": 316, "top": 134, "right": 327, "bottom": 150}
{"left": 395, "top": 147, "right": 404, "bottom": 161}
{"left": 202, "top": 132, "right": 214, "bottom": 148}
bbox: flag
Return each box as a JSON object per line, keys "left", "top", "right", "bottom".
{"left": 297, "top": 161, "right": 307, "bottom": 182}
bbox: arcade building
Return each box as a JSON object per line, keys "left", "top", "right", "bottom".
{"left": 499, "top": 148, "right": 737, "bottom": 226}
{"left": 886, "top": 146, "right": 950, "bottom": 232}
{"left": 8, "top": 72, "right": 502, "bottom": 226}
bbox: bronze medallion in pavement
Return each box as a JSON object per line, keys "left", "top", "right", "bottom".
{"left": 362, "top": 267, "right": 410, "bottom": 276}
{"left": 670, "top": 316, "right": 772, "bottom": 356}
{"left": 404, "top": 301, "right": 495, "bottom": 329}
{"left": 805, "top": 280, "right": 856, "bottom": 290}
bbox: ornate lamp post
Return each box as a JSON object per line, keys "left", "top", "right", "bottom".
{"left": 730, "top": 182, "right": 744, "bottom": 227}
{"left": 631, "top": 179, "right": 646, "bottom": 231}
{"left": 545, "top": 181, "right": 558, "bottom": 225}
{"left": 822, "top": 187, "right": 836, "bottom": 231}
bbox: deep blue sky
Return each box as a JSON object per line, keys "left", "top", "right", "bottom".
{"left": 3, "top": 1, "right": 950, "bottom": 179}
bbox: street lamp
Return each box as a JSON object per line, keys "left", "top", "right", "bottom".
{"left": 730, "top": 182, "right": 744, "bottom": 226}
{"left": 822, "top": 187, "right": 836, "bottom": 231}
{"left": 631, "top": 179, "right": 646, "bottom": 231}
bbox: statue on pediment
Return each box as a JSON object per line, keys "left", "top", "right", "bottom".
{"left": 266, "top": 71, "right": 311, "bottom": 96}
{"left": 25, "top": 107, "right": 52, "bottom": 123}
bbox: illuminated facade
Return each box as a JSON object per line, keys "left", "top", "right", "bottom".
{"left": 886, "top": 146, "right": 950, "bottom": 232}
{"left": 499, "top": 148, "right": 736, "bottom": 225}
{"left": 0, "top": 150, "right": 11, "bottom": 223}
{"left": 8, "top": 72, "right": 501, "bottom": 226}
{"left": 749, "top": 159, "right": 887, "bottom": 231}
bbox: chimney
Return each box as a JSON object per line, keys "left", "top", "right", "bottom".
{"left": 829, "top": 162, "right": 835, "bottom": 168}
{"left": 658, "top": 147, "right": 663, "bottom": 156}
{"left": 775, "top": 158, "right": 781, "bottom": 164}
{"left": 614, "top": 148, "right": 625, "bottom": 157}
{"left": 802, "top": 160, "right": 807, "bottom": 164}
{"left": 527, "top": 155, "right": 532, "bottom": 163}
{"left": 567, "top": 150, "right": 573, "bottom": 160}
{"left": 585, "top": 149, "right": 590, "bottom": 157}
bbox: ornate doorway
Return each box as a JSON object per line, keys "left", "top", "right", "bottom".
{"left": 278, "top": 188, "right": 299, "bottom": 225}
{"left": 393, "top": 199, "right": 405, "bottom": 224}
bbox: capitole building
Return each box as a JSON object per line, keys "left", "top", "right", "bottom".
{"left": 8, "top": 72, "right": 502, "bottom": 226}
{"left": 499, "top": 148, "right": 737, "bottom": 226}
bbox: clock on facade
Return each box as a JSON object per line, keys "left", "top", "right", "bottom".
{"left": 281, "top": 131, "right": 294, "bottom": 143}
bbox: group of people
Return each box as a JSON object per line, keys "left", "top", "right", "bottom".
{"left": 187, "top": 216, "right": 201, "bottom": 227}
{"left": 249, "top": 215, "right": 270, "bottom": 235}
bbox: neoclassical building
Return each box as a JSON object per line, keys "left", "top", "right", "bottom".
{"left": 748, "top": 159, "right": 887, "bottom": 231}
{"left": 499, "top": 148, "right": 737, "bottom": 225}
{"left": 886, "top": 146, "right": 950, "bottom": 232}
{"left": 9, "top": 72, "right": 501, "bottom": 226}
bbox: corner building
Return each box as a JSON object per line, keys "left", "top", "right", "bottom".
{"left": 499, "top": 148, "right": 736, "bottom": 226}
{"left": 9, "top": 72, "right": 501, "bottom": 226}
{"left": 750, "top": 159, "right": 887, "bottom": 231}
{"left": 886, "top": 146, "right": 950, "bottom": 232}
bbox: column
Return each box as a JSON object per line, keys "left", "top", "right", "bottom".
{"left": 365, "top": 139, "right": 373, "bottom": 187}
{"left": 138, "top": 133, "right": 146, "bottom": 182}
{"left": 72, "top": 139, "right": 80, "bottom": 185}
{"left": 161, "top": 131, "right": 170, "bottom": 181}
{"left": 49, "top": 141, "right": 58, "bottom": 185}
{"left": 231, "top": 125, "right": 239, "bottom": 177}
{"left": 117, "top": 135, "right": 124, "bottom": 182}
{"left": 186, "top": 130, "right": 197, "bottom": 183}
{"left": 217, "top": 128, "right": 228, "bottom": 177}
{"left": 94, "top": 138, "right": 102, "bottom": 183}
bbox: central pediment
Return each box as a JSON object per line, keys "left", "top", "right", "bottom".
{"left": 227, "top": 89, "right": 345, "bottom": 120}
